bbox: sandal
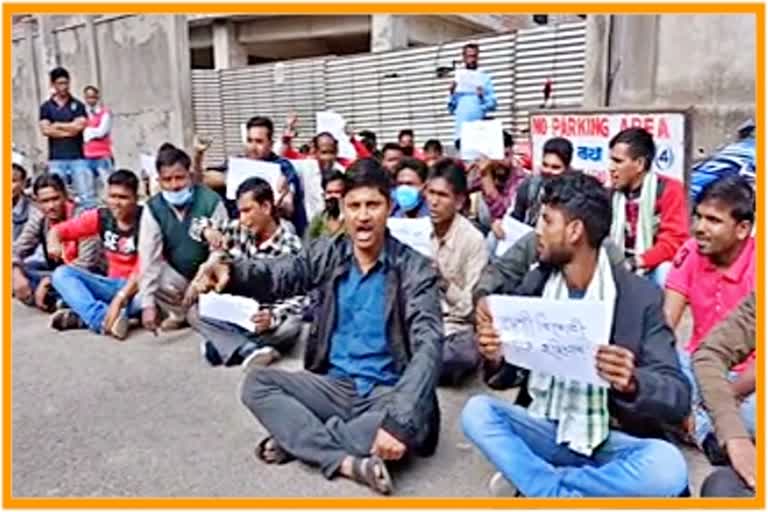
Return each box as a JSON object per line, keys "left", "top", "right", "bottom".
{"left": 254, "top": 437, "right": 295, "bottom": 465}
{"left": 350, "top": 456, "right": 393, "bottom": 495}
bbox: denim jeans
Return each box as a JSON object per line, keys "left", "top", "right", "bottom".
{"left": 19, "top": 260, "right": 59, "bottom": 308}
{"left": 677, "top": 350, "right": 756, "bottom": 445}
{"left": 48, "top": 159, "right": 97, "bottom": 211}
{"left": 51, "top": 265, "right": 141, "bottom": 333}
{"left": 87, "top": 157, "right": 114, "bottom": 204}
{"left": 646, "top": 261, "right": 673, "bottom": 289}
{"left": 461, "top": 395, "right": 689, "bottom": 497}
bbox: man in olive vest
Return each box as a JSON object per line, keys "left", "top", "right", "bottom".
{"left": 138, "top": 143, "right": 227, "bottom": 332}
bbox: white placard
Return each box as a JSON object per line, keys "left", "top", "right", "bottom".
{"left": 139, "top": 153, "right": 156, "bottom": 179}
{"left": 199, "top": 293, "right": 261, "bottom": 333}
{"left": 291, "top": 159, "right": 324, "bottom": 221}
{"left": 495, "top": 215, "right": 534, "bottom": 257}
{"left": 529, "top": 111, "right": 687, "bottom": 183}
{"left": 387, "top": 217, "right": 433, "bottom": 258}
{"left": 316, "top": 111, "right": 356, "bottom": 160}
{"left": 225, "top": 157, "right": 283, "bottom": 200}
{"left": 460, "top": 119, "right": 505, "bottom": 161}
{"left": 454, "top": 68, "right": 484, "bottom": 94}
{"left": 486, "top": 294, "right": 610, "bottom": 386}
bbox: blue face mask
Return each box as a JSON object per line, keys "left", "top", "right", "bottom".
{"left": 394, "top": 185, "right": 422, "bottom": 212}
{"left": 162, "top": 187, "right": 193, "bottom": 207}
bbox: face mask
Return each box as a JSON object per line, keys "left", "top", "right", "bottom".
{"left": 162, "top": 187, "right": 193, "bottom": 207}
{"left": 394, "top": 185, "right": 422, "bottom": 212}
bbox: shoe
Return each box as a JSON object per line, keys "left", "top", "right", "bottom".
{"left": 160, "top": 315, "right": 188, "bottom": 331}
{"left": 702, "top": 433, "right": 730, "bottom": 466}
{"left": 108, "top": 312, "right": 129, "bottom": 341}
{"left": 200, "top": 340, "right": 223, "bottom": 366}
{"left": 488, "top": 472, "right": 521, "bottom": 497}
{"left": 241, "top": 346, "right": 281, "bottom": 372}
{"left": 49, "top": 309, "right": 86, "bottom": 331}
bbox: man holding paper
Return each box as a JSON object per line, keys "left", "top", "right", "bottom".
{"left": 448, "top": 43, "right": 497, "bottom": 147}
{"left": 462, "top": 171, "right": 691, "bottom": 497}
{"left": 188, "top": 159, "right": 443, "bottom": 495}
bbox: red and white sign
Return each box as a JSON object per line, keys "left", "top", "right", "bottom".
{"left": 529, "top": 112, "right": 686, "bottom": 183}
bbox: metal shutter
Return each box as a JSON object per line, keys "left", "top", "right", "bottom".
{"left": 191, "top": 69, "right": 225, "bottom": 164}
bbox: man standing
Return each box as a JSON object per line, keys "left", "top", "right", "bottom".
{"left": 186, "top": 177, "right": 305, "bottom": 369}
{"left": 608, "top": 127, "right": 688, "bottom": 287}
{"left": 448, "top": 43, "right": 498, "bottom": 148}
{"left": 463, "top": 172, "right": 691, "bottom": 497}
{"left": 664, "top": 175, "right": 755, "bottom": 450}
{"left": 138, "top": 143, "right": 227, "bottom": 332}
{"left": 38, "top": 67, "right": 95, "bottom": 211}
{"left": 189, "top": 159, "right": 443, "bottom": 495}
{"left": 82, "top": 85, "right": 114, "bottom": 197}
{"left": 425, "top": 159, "right": 488, "bottom": 384}
{"left": 47, "top": 170, "right": 142, "bottom": 340}
{"left": 12, "top": 174, "right": 102, "bottom": 312}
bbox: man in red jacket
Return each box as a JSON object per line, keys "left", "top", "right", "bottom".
{"left": 608, "top": 127, "right": 689, "bottom": 288}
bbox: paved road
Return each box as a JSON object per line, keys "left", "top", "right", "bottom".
{"left": 11, "top": 302, "right": 712, "bottom": 498}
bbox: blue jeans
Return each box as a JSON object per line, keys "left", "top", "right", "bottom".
{"left": 646, "top": 261, "right": 672, "bottom": 289}
{"left": 51, "top": 265, "right": 141, "bottom": 333}
{"left": 677, "top": 350, "right": 756, "bottom": 445}
{"left": 48, "top": 159, "right": 97, "bottom": 211}
{"left": 87, "top": 157, "right": 114, "bottom": 203}
{"left": 461, "top": 395, "right": 689, "bottom": 497}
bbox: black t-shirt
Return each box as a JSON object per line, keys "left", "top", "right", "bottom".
{"left": 39, "top": 96, "right": 87, "bottom": 160}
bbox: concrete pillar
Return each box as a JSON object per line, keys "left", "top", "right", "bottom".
{"left": 36, "top": 15, "right": 59, "bottom": 95}
{"left": 212, "top": 20, "right": 248, "bottom": 70}
{"left": 581, "top": 15, "right": 611, "bottom": 107}
{"left": 605, "top": 15, "right": 660, "bottom": 106}
{"left": 371, "top": 15, "right": 408, "bottom": 52}
{"left": 84, "top": 16, "right": 101, "bottom": 88}
{"left": 166, "top": 15, "right": 194, "bottom": 149}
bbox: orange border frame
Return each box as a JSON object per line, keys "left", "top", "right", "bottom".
{"left": 2, "top": 2, "right": 764, "bottom": 509}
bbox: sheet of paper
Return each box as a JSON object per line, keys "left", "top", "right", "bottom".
{"left": 226, "top": 157, "right": 283, "bottom": 200}
{"left": 454, "top": 68, "right": 484, "bottom": 94}
{"left": 199, "top": 293, "right": 261, "bottom": 333}
{"left": 495, "top": 215, "right": 534, "bottom": 257}
{"left": 486, "top": 294, "right": 611, "bottom": 387}
{"left": 316, "top": 111, "right": 356, "bottom": 160}
{"left": 139, "top": 153, "right": 156, "bottom": 180}
{"left": 291, "top": 159, "right": 324, "bottom": 221}
{"left": 387, "top": 217, "right": 433, "bottom": 258}
{"left": 460, "top": 119, "right": 505, "bottom": 161}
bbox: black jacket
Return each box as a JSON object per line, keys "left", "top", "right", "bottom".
{"left": 228, "top": 234, "right": 444, "bottom": 455}
{"left": 483, "top": 261, "right": 691, "bottom": 439}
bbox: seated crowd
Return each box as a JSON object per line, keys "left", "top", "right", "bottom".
{"left": 12, "top": 113, "right": 757, "bottom": 498}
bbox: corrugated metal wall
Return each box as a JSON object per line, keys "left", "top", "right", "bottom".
{"left": 191, "top": 21, "right": 586, "bottom": 158}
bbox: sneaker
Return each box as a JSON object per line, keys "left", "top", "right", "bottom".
{"left": 241, "top": 346, "right": 281, "bottom": 372}
{"left": 488, "top": 472, "right": 520, "bottom": 497}
{"left": 49, "top": 309, "right": 86, "bottom": 331}
{"left": 108, "top": 312, "right": 130, "bottom": 341}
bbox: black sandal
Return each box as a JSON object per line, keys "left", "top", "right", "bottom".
{"left": 254, "top": 437, "right": 295, "bottom": 465}
{"left": 350, "top": 456, "right": 393, "bottom": 495}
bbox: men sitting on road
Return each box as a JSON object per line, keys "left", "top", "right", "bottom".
{"left": 390, "top": 158, "right": 430, "bottom": 219}
{"left": 12, "top": 174, "right": 102, "bottom": 312}
{"left": 664, "top": 175, "right": 755, "bottom": 450}
{"left": 463, "top": 171, "right": 691, "bottom": 497}
{"left": 138, "top": 143, "right": 227, "bottom": 333}
{"left": 425, "top": 159, "right": 488, "bottom": 384}
{"left": 608, "top": 127, "right": 689, "bottom": 287}
{"left": 694, "top": 293, "right": 756, "bottom": 497}
{"left": 186, "top": 177, "right": 305, "bottom": 369}
{"left": 307, "top": 171, "right": 346, "bottom": 241}
{"left": 47, "top": 170, "right": 143, "bottom": 339}
{"left": 189, "top": 159, "right": 443, "bottom": 495}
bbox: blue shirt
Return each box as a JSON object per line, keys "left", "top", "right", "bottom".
{"left": 447, "top": 70, "right": 498, "bottom": 141}
{"left": 328, "top": 255, "right": 400, "bottom": 396}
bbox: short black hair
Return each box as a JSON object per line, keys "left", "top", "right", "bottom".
{"left": 83, "top": 85, "right": 99, "bottom": 95}
{"left": 236, "top": 176, "right": 275, "bottom": 205}
{"left": 382, "top": 143, "right": 404, "bottom": 155}
{"left": 394, "top": 157, "right": 428, "bottom": 183}
{"left": 155, "top": 143, "right": 191, "bottom": 172}
{"left": 49, "top": 67, "right": 70, "bottom": 83}
{"left": 503, "top": 130, "right": 514, "bottom": 149}
{"left": 108, "top": 169, "right": 139, "bottom": 195}
{"left": 343, "top": 159, "right": 392, "bottom": 199}
{"left": 322, "top": 170, "right": 346, "bottom": 190}
{"left": 463, "top": 43, "right": 479, "bottom": 53}
{"left": 12, "top": 163, "right": 27, "bottom": 181}
{"left": 609, "top": 128, "right": 655, "bottom": 171}
{"left": 543, "top": 137, "right": 574, "bottom": 167}
{"left": 423, "top": 139, "right": 443, "bottom": 154}
{"left": 398, "top": 129, "right": 414, "bottom": 140}
{"left": 33, "top": 173, "right": 67, "bottom": 196}
{"left": 540, "top": 171, "right": 612, "bottom": 249}
{"left": 697, "top": 175, "right": 755, "bottom": 223}
{"left": 246, "top": 116, "right": 274, "bottom": 139}
{"left": 428, "top": 158, "right": 468, "bottom": 196}
{"left": 313, "top": 131, "right": 338, "bottom": 149}
{"left": 359, "top": 130, "right": 377, "bottom": 143}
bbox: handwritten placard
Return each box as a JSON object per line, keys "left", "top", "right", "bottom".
{"left": 139, "top": 153, "right": 156, "bottom": 179}
{"left": 460, "top": 119, "right": 505, "bottom": 161}
{"left": 225, "top": 157, "right": 283, "bottom": 200}
{"left": 199, "top": 293, "right": 260, "bottom": 333}
{"left": 495, "top": 215, "right": 534, "bottom": 257}
{"left": 290, "top": 159, "right": 324, "bottom": 221}
{"left": 387, "top": 217, "right": 433, "bottom": 258}
{"left": 316, "top": 111, "right": 356, "bottom": 160}
{"left": 486, "top": 295, "right": 610, "bottom": 386}
{"left": 454, "top": 68, "right": 484, "bottom": 94}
